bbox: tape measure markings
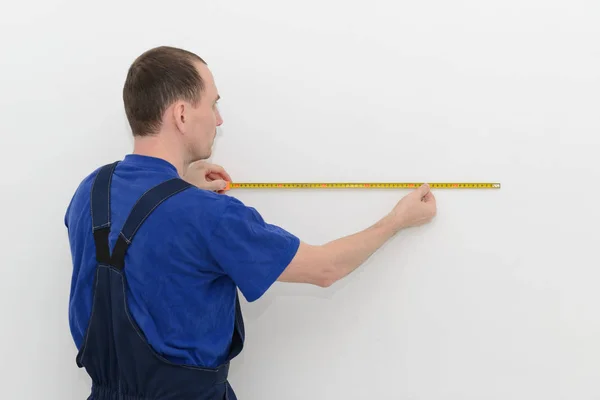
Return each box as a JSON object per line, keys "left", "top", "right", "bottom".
{"left": 225, "top": 182, "right": 500, "bottom": 190}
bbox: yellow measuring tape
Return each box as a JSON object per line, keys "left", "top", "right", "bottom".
{"left": 225, "top": 182, "right": 500, "bottom": 190}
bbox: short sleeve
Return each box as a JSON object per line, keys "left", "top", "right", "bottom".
{"left": 208, "top": 197, "right": 300, "bottom": 302}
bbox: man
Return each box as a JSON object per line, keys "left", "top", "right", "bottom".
{"left": 64, "top": 46, "right": 437, "bottom": 400}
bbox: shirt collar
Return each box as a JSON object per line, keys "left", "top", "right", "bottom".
{"left": 122, "top": 154, "right": 179, "bottom": 176}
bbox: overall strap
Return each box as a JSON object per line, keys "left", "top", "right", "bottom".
{"left": 91, "top": 161, "right": 120, "bottom": 265}
{"left": 110, "top": 178, "right": 193, "bottom": 270}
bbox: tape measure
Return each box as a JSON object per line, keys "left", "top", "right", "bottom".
{"left": 225, "top": 182, "right": 500, "bottom": 190}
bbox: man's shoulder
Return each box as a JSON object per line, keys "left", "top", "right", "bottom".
{"left": 164, "top": 184, "right": 242, "bottom": 223}
{"left": 63, "top": 163, "right": 244, "bottom": 230}
{"left": 64, "top": 165, "right": 103, "bottom": 226}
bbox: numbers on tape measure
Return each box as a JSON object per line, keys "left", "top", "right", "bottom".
{"left": 228, "top": 182, "right": 501, "bottom": 189}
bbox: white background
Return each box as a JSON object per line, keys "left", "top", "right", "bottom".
{"left": 1, "top": 1, "right": 599, "bottom": 399}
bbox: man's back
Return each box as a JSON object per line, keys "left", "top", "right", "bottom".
{"left": 62, "top": 46, "right": 436, "bottom": 399}
{"left": 64, "top": 154, "right": 300, "bottom": 368}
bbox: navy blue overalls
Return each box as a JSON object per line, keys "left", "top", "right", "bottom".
{"left": 75, "top": 161, "right": 245, "bottom": 400}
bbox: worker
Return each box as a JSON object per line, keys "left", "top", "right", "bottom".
{"left": 64, "top": 45, "right": 437, "bottom": 400}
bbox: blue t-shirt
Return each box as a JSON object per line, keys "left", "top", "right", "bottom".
{"left": 64, "top": 154, "right": 300, "bottom": 368}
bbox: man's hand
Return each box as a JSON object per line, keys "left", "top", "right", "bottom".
{"left": 389, "top": 183, "right": 437, "bottom": 229}
{"left": 182, "top": 161, "right": 231, "bottom": 193}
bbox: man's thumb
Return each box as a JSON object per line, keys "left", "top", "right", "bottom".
{"left": 206, "top": 179, "right": 228, "bottom": 191}
{"left": 417, "top": 183, "right": 430, "bottom": 196}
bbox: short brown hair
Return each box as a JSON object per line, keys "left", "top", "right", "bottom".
{"left": 122, "top": 46, "right": 206, "bottom": 136}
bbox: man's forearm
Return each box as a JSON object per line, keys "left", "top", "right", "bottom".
{"left": 318, "top": 213, "right": 400, "bottom": 285}
{"left": 279, "top": 213, "right": 403, "bottom": 287}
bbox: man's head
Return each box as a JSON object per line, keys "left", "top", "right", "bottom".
{"left": 122, "top": 46, "right": 222, "bottom": 161}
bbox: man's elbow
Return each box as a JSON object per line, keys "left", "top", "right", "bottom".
{"left": 307, "top": 245, "right": 340, "bottom": 287}
{"left": 314, "top": 263, "right": 338, "bottom": 288}
{"left": 279, "top": 242, "right": 340, "bottom": 288}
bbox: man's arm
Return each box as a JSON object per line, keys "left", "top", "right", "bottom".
{"left": 278, "top": 183, "right": 437, "bottom": 287}
{"left": 278, "top": 214, "right": 398, "bottom": 287}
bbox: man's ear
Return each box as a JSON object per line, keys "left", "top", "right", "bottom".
{"left": 173, "top": 102, "right": 186, "bottom": 134}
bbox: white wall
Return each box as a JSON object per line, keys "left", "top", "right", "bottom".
{"left": 2, "top": 1, "right": 599, "bottom": 399}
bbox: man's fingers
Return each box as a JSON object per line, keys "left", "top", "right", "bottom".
{"left": 204, "top": 179, "right": 228, "bottom": 192}
{"left": 207, "top": 171, "right": 231, "bottom": 183}
{"left": 207, "top": 164, "right": 231, "bottom": 182}
{"left": 207, "top": 172, "right": 221, "bottom": 181}
{"left": 423, "top": 191, "right": 435, "bottom": 202}
{"left": 417, "top": 183, "right": 430, "bottom": 197}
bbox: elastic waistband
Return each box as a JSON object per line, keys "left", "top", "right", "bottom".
{"left": 89, "top": 362, "right": 230, "bottom": 399}
{"left": 91, "top": 384, "right": 150, "bottom": 400}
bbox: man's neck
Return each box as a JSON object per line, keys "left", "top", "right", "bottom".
{"left": 132, "top": 135, "right": 187, "bottom": 177}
